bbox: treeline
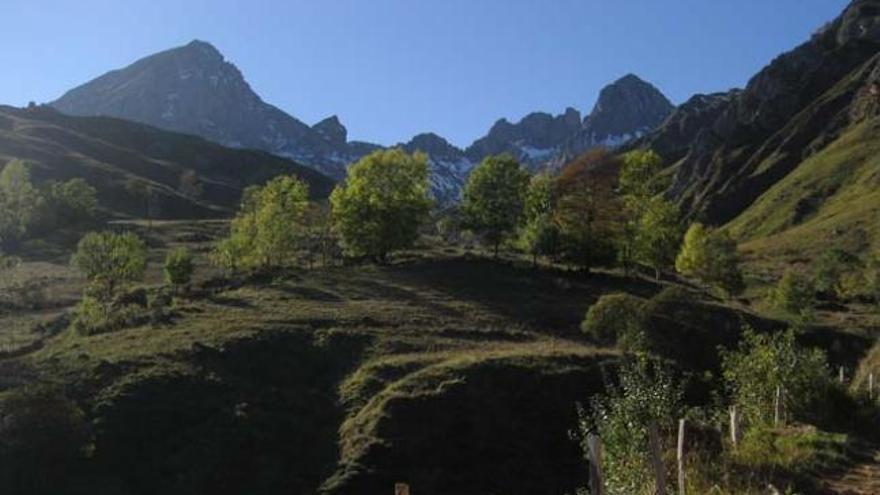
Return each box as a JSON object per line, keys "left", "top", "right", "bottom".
{"left": 209, "top": 147, "right": 745, "bottom": 297}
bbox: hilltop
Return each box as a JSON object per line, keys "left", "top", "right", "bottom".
{"left": 0, "top": 105, "right": 333, "bottom": 219}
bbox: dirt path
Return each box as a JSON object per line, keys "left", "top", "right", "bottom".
{"left": 822, "top": 447, "right": 880, "bottom": 495}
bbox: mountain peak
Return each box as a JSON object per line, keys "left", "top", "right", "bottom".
{"left": 312, "top": 116, "right": 347, "bottom": 147}
{"left": 583, "top": 74, "right": 674, "bottom": 139}
{"left": 404, "top": 132, "right": 462, "bottom": 158}
{"left": 180, "top": 39, "right": 223, "bottom": 58}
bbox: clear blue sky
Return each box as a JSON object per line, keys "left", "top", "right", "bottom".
{"left": 1, "top": 0, "right": 849, "bottom": 147}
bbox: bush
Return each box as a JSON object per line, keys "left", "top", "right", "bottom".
{"left": 770, "top": 270, "right": 815, "bottom": 323}
{"left": 72, "top": 293, "right": 144, "bottom": 336}
{"left": 164, "top": 247, "right": 194, "bottom": 290}
{"left": 813, "top": 248, "right": 861, "bottom": 300}
{"left": 574, "top": 357, "right": 683, "bottom": 495}
{"left": 582, "top": 293, "right": 648, "bottom": 349}
{"left": 721, "top": 328, "right": 832, "bottom": 427}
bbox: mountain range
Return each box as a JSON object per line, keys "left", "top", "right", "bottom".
{"left": 51, "top": 41, "right": 673, "bottom": 202}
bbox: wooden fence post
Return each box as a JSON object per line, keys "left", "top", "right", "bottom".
{"left": 774, "top": 386, "right": 782, "bottom": 428}
{"left": 729, "top": 405, "right": 739, "bottom": 447}
{"left": 677, "top": 419, "right": 686, "bottom": 495}
{"left": 587, "top": 433, "right": 606, "bottom": 495}
{"left": 394, "top": 482, "right": 410, "bottom": 495}
{"left": 648, "top": 421, "right": 667, "bottom": 495}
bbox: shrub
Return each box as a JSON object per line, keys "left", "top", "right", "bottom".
{"left": 72, "top": 292, "right": 145, "bottom": 336}
{"left": 582, "top": 293, "right": 648, "bottom": 349}
{"left": 721, "top": 328, "right": 831, "bottom": 427}
{"left": 770, "top": 269, "right": 815, "bottom": 323}
{"left": 813, "top": 248, "right": 861, "bottom": 300}
{"left": 574, "top": 357, "right": 683, "bottom": 495}
{"left": 164, "top": 247, "right": 194, "bottom": 290}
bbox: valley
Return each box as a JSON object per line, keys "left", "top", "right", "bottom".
{"left": 2, "top": 1, "right": 880, "bottom": 495}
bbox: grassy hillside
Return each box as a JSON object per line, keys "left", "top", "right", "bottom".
{"left": 0, "top": 105, "right": 334, "bottom": 219}
{"left": 730, "top": 119, "right": 880, "bottom": 268}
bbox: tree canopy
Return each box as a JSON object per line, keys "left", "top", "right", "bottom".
{"left": 216, "top": 175, "right": 311, "bottom": 270}
{"left": 675, "top": 223, "right": 744, "bottom": 296}
{"left": 71, "top": 231, "right": 147, "bottom": 298}
{"left": 462, "top": 154, "right": 530, "bottom": 257}
{"left": 330, "top": 149, "right": 432, "bottom": 262}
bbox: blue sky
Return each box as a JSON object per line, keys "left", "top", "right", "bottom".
{"left": 1, "top": 0, "right": 849, "bottom": 147}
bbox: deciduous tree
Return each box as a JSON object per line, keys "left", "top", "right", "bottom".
{"left": 675, "top": 223, "right": 744, "bottom": 296}
{"left": 71, "top": 231, "right": 147, "bottom": 299}
{"left": 330, "top": 149, "right": 432, "bottom": 262}
{"left": 462, "top": 154, "right": 530, "bottom": 258}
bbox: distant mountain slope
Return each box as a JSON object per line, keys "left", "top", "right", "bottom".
{"left": 50, "top": 41, "right": 673, "bottom": 201}
{"left": 638, "top": 0, "right": 880, "bottom": 231}
{"left": 729, "top": 55, "right": 880, "bottom": 262}
{"left": 0, "top": 105, "right": 333, "bottom": 219}
{"left": 52, "top": 40, "right": 371, "bottom": 180}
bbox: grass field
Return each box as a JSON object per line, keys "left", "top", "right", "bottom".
{"left": 0, "top": 218, "right": 877, "bottom": 495}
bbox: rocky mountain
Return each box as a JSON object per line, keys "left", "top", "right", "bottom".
{"left": 0, "top": 104, "right": 333, "bottom": 219}
{"left": 52, "top": 40, "right": 370, "bottom": 180}
{"left": 464, "top": 75, "right": 674, "bottom": 170}
{"left": 568, "top": 74, "right": 675, "bottom": 154}
{"left": 51, "top": 40, "right": 674, "bottom": 203}
{"left": 400, "top": 133, "right": 474, "bottom": 204}
{"left": 637, "top": 0, "right": 880, "bottom": 238}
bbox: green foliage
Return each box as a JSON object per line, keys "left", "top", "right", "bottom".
{"left": 0, "top": 385, "right": 91, "bottom": 495}
{"left": 0, "top": 160, "right": 44, "bottom": 247}
{"left": 519, "top": 173, "right": 560, "bottom": 263}
{"left": 215, "top": 175, "right": 310, "bottom": 270}
{"left": 575, "top": 357, "right": 683, "bottom": 495}
{"left": 71, "top": 231, "right": 147, "bottom": 298}
{"left": 675, "top": 223, "right": 744, "bottom": 296}
{"left": 721, "top": 328, "right": 831, "bottom": 427}
{"left": 770, "top": 270, "right": 815, "bottom": 323}
{"left": 164, "top": 247, "right": 194, "bottom": 289}
{"left": 813, "top": 248, "right": 861, "bottom": 300}
{"left": 303, "top": 203, "right": 338, "bottom": 268}
{"left": 46, "top": 178, "right": 98, "bottom": 225}
{"left": 581, "top": 293, "right": 648, "bottom": 349}
{"left": 634, "top": 198, "right": 681, "bottom": 279}
{"left": 462, "top": 154, "right": 531, "bottom": 257}
{"left": 619, "top": 150, "right": 665, "bottom": 206}
{"left": 330, "top": 149, "right": 432, "bottom": 261}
